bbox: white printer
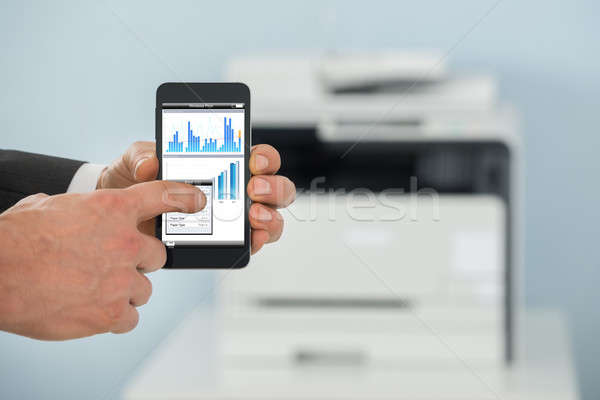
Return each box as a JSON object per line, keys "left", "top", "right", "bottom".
{"left": 217, "top": 52, "right": 522, "bottom": 374}
{"left": 123, "top": 53, "right": 581, "bottom": 400}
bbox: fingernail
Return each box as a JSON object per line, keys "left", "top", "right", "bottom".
{"left": 134, "top": 156, "right": 152, "bottom": 180}
{"left": 165, "top": 186, "right": 205, "bottom": 213}
{"left": 254, "top": 154, "right": 269, "bottom": 171}
{"left": 253, "top": 178, "right": 271, "bottom": 195}
{"left": 251, "top": 206, "right": 272, "bottom": 222}
{"left": 195, "top": 188, "right": 206, "bottom": 211}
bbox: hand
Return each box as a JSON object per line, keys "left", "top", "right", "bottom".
{"left": 0, "top": 181, "right": 205, "bottom": 340}
{"left": 247, "top": 144, "right": 295, "bottom": 253}
{"left": 98, "top": 141, "right": 296, "bottom": 254}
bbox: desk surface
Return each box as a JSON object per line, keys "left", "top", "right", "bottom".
{"left": 123, "top": 308, "right": 578, "bottom": 400}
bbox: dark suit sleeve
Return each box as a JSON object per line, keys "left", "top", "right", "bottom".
{"left": 0, "top": 150, "right": 85, "bottom": 212}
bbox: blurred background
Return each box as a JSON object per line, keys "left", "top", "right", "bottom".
{"left": 1, "top": 0, "right": 599, "bottom": 399}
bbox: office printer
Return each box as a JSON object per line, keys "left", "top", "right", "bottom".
{"left": 219, "top": 52, "right": 521, "bottom": 377}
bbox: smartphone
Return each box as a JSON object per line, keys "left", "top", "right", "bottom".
{"left": 155, "top": 82, "right": 251, "bottom": 268}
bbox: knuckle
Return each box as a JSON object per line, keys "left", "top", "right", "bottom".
{"left": 132, "top": 140, "right": 154, "bottom": 152}
{"left": 127, "top": 309, "right": 140, "bottom": 332}
{"left": 276, "top": 212, "right": 285, "bottom": 228}
{"left": 258, "top": 143, "right": 277, "bottom": 154}
{"left": 155, "top": 243, "right": 167, "bottom": 266}
{"left": 139, "top": 274, "right": 153, "bottom": 303}
{"left": 139, "top": 238, "right": 167, "bottom": 272}
{"left": 126, "top": 309, "right": 140, "bottom": 332}
{"left": 108, "top": 305, "right": 138, "bottom": 334}
{"left": 158, "top": 180, "right": 170, "bottom": 194}
{"left": 271, "top": 146, "right": 282, "bottom": 167}
{"left": 144, "top": 276, "right": 153, "bottom": 298}
{"left": 272, "top": 216, "right": 284, "bottom": 241}
{"left": 275, "top": 176, "right": 295, "bottom": 207}
{"left": 265, "top": 144, "right": 282, "bottom": 168}
{"left": 285, "top": 177, "right": 296, "bottom": 206}
{"left": 104, "top": 300, "right": 130, "bottom": 327}
{"left": 13, "top": 192, "right": 49, "bottom": 208}
{"left": 31, "top": 192, "right": 50, "bottom": 200}
{"left": 89, "top": 190, "right": 131, "bottom": 210}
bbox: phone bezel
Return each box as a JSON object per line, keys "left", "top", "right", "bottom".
{"left": 155, "top": 82, "right": 251, "bottom": 269}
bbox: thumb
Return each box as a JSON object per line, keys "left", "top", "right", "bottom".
{"left": 133, "top": 156, "right": 159, "bottom": 182}
{"left": 123, "top": 141, "right": 158, "bottom": 182}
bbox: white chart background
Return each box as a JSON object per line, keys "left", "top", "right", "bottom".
{"left": 162, "top": 109, "right": 244, "bottom": 154}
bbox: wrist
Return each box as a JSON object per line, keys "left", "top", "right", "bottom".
{"left": 0, "top": 216, "right": 26, "bottom": 332}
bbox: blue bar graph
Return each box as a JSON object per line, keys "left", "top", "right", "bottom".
{"left": 218, "top": 173, "right": 223, "bottom": 200}
{"left": 216, "top": 161, "right": 240, "bottom": 200}
{"left": 165, "top": 118, "right": 242, "bottom": 153}
{"left": 167, "top": 131, "right": 183, "bottom": 153}
{"left": 230, "top": 162, "right": 236, "bottom": 200}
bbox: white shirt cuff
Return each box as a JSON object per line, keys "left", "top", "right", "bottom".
{"left": 66, "top": 163, "right": 106, "bottom": 193}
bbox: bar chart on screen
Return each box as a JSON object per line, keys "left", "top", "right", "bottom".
{"left": 165, "top": 117, "right": 243, "bottom": 154}
{"left": 215, "top": 161, "right": 240, "bottom": 200}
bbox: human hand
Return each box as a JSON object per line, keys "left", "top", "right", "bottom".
{"left": 98, "top": 141, "right": 296, "bottom": 253}
{"left": 96, "top": 141, "right": 159, "bottom": 190}
{"left": 96, "top": 141, "right": 159, "bottom": 237}
{"left": 0, "top": 181, "right": 205, "bottom": 340}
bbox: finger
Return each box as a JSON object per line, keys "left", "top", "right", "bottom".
{"left": 247, "top": 175, "right": 295, "bottom": 208}
{"left": 110, "top": 305, "right": 139, "bottom": 334}
{"left": 251, "top": 229, "right": 270, "bottom": 255}
{"left": 134, "top": 156, "right": 159, "bottom": 182}
{"left": 126, "top": 181, "right": 206, "bottom": 222}
{"left": 137, "top": 218, "right": 156, "bottom": 237}
{"left": 129, "top": 272, "right": 153, "bottom": 307}
{"left": 250, "top": 144, "right": 281, "bottom": 175}
{"left": 122, "top": 141, "right": 158, "bottom": 182}
{"left": 137, "top": 233, "right": 167, "bottom": 273}
{"left": 249, "top": 204, "right": 284, "bottom": 243}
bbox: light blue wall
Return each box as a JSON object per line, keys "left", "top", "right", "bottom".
{"left": 1, "top": 0, "right": 599, "bottom": 398}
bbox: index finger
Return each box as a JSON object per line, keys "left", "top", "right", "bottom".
{"left": 125, "top": 181, "right": 206, "bottom": 222}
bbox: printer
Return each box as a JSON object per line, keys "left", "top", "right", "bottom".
{"left": 123, "top": 53, "right": 582, "bottom": 400}
{"left": 217, "top": 51, "right": 522, "bottom": 392}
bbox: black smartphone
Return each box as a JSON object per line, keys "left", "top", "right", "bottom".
{"left": 155, "top": 82, "right": 251, "bottom": 268}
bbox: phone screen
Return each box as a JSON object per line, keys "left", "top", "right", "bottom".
{"left": 160, "top": 103, "right": 245, "bottom": 247}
